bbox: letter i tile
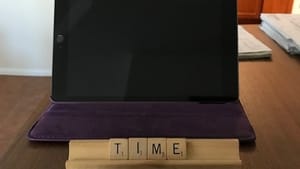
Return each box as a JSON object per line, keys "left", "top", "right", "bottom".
{"left": 129, "top": 138, "right": 148, "bottom": 160}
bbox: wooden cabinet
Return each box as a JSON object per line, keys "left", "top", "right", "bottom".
{"left": 238, "top": 0, "right": 294, "bottom": 24}
{"left": 263, "top": 0, "right": 294, "bottom": 13}
{"left": 238, "top": 0, "right": 263, "bottom": 24}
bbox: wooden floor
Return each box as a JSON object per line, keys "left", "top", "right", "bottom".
{"left": 0, "top": 75, "right": 51, "bottom": 158}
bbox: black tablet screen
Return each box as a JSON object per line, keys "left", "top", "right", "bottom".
{"left": 52, "top": 0, "right": 238, "bottom": 101}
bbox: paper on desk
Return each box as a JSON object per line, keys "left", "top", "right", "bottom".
{"left": 260, "top": 14, "right": 300, "bottom": 55}
{"left": 238, "top": 25, "right": 272, "bottom": 60}
{"left": 260, "top": 21, "right": 291, "bottom": 52}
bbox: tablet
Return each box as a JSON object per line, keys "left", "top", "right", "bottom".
{"left": 52, "top": 0, "right": 238, "bottom": 101}
{"left": 29, "top": 0, "right": 256, "bottom": 142}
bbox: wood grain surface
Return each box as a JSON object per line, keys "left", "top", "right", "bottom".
{"left": 66, "top": 139, "right": 241, "bottom": 169}
{"left": 1, "top": 25, "right": 300, "bottom": 169}
{"left": 262, "top": 0, "right": 294, "bottom": 13}
{"left": 0, "top": 76, "right": 51, "bottom": 158}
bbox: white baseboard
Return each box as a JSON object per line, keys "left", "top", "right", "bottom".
{"left": 0, "top": 67, "right": 52, "bottom": 77}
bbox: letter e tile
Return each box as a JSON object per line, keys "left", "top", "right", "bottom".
{"left": 167, "top": 138, "right": 187, "bottom": 160}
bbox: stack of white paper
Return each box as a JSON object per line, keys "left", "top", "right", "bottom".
{"left": 260, "top": 14, "right": 300, "bottom": 55}
{"left": 238, "top": 25, "right": 272, "bottom": 60}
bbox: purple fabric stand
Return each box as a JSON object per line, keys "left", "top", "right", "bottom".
{"left": 28, "top": 101, "right": 255, "bottom": 142}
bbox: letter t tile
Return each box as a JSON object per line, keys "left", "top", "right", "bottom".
{"left": 109, "top": 138, "right": 128, "bottom": 160}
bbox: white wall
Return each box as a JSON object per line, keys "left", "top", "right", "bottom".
{"left": 292, "top": 0, "right": 300, "bottom": 14}
{"left": 0, "top": 0, "right": 54, "bottom": 76}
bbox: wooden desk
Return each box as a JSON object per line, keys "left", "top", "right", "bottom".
{"left": 1, "top": 25, "right": 300, "bottom": 169}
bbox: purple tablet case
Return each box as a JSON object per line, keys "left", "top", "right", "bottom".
{"left": 28, "top": 101, "right": 255, "bottom": 142}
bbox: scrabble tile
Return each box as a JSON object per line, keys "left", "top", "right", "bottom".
{"left": 109, "top": 138, "right": 128, "bottom": 160}
{"left": 129, "top": 138, "right": 148, "bottom": 160}
{"left": 147, "top": 138, "right": 167, "bottom": 160}
{"left": 167, "top": 138, "right": 187, "bottom": 160}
